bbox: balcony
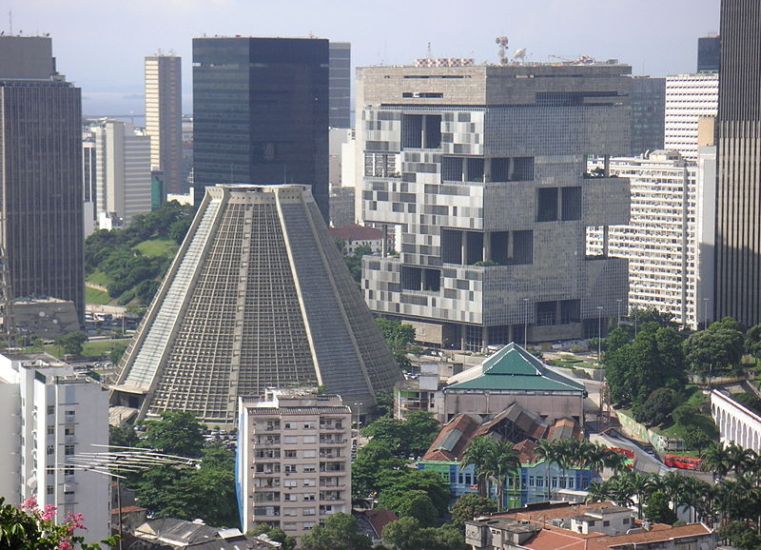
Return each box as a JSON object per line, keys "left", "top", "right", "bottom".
{"left": 319, "top": 437, "right": 345, "bottom": 446}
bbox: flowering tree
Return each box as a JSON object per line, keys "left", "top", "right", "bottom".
{"left": 0, "top": 496, "right": 116, "bottom": 550}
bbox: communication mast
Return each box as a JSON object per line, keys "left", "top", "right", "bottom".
{"left": 495, "top": 36, "right": 509, "bottom": 65}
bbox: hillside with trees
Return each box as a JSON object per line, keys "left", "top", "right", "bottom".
{"left": 84, "top": 202, "right": 195, "bottom": 313}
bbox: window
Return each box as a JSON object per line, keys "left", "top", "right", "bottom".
{"left": 561, "top": 187, "right": 582, "bottom": 221}
{"left": 510, "top": 231, "right": 533, "bottom": 265}
{"left": 467, "top": 158, "right": 484, "bottom": 182}
{"left": 303, "top": 508, "right": 316, "bottom": 516}
{"left": 283, "top": 436, "right": 297, "bottom": 444}
{"left": 285, "top": 450, "right": 297, "bottom": 459}
{"left": 603, "top": 520, "right": 610, "bottom": 527}
{"left": 303, "top": 466, "right": 316, "bottom": 473}
{"left": 304, "top": 479, "right": 316, "bottom": 487}
{"left": 285, "top": 465, "right": 297, "bottom": 473}
{"left": 303, "top": 436, "right": 316, "bottom": 444}
{"left": 623, "top": 518, "right": 630, "bottom": 525}
{"left": 284, "top": 480, "right": 298, "bottom": 488}
{"left": 47, "top": 426, "right": 54, "bottom": 435}
{"left": 47, "top": 445, "right": 54, "bottom": 456}
{"left": 303, "top": 450, "right": 317, "bottom": 459}
{"left": 284, "top": 494, "right": 298, "bottom": 502}
{"left": 64, "top": 445, "right": 75, "bottom": 456}
{"left": 46, "top": 486, "right": 54, "bottom": 495}
{"left": 537, "top": 301, "right": 557, "bottom": 326}
{"left": 537, "top": 188, "right": 558, "bottom": 222}
{"left": 47, "top": 406, "right": 54, "bottom": 415}
{"left": 491, "top": 157, "right": 534, "bottom": 182}
{"left": 304, "top": 494, "right": 316, "bottom": 501}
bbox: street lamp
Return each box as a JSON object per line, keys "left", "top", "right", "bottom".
{"left": 597, "top": 305, "right": 604, "bottom": 365}
{"left": 523, "top": 298, "right": 529, "bottom": 349}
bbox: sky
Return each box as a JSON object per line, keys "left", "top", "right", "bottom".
{"left": 6, "top": 0, "right": 720, "bottom": 116}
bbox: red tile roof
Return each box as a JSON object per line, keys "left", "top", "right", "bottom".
{"left": 364, "top": 509, "right": 398, "bottom": 537}
{"left": 423, "top": 413, "right": 482, "bottom": 461}
{"left": 329, "top": 224, "right": 383, "bottom": 241}
{"left": 111, "top": 506, "right": 146, "bottom": 515}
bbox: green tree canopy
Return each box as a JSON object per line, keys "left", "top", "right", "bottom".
{"left": 140, "top": 411, "right": 205, "bottom": 458}
{"left": 605, "top": 324, "right": 686, "bottom": 407}
{"left": 362, "top": 411, "right": 440, "bottom": 459}
{"left": 377, "top": 490, "right": 438, "bottom": 527}
{"left": 382, "top": 518, "right": 467, "bottom": 550}
{"left": 645, "top": 491, "right": 677, "bottom": 524}
{"left": 633, "top": 388, "right": 680, "bottom": 427}
{"left": 684, "top": 317, "right": 745, "bottom": 376}
{"left": 450, "top": 494, "right": 497, "bottom": 529}
{"left": 55, "top": 331, "right": 87, "bottom": 356}
{"left": 300, "top": 513, "right": 372, "bottom": 550}
{"left": 248, "top": 525, "right": 295, "bottom": 550}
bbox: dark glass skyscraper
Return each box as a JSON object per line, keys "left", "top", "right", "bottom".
{"left": 630, "top": 76, "right": 665, "bottom": 155}
{"left": 698, "top": 36, "right": 721, "bottom": 73}
{"left": 0, "top": 37, "right": 84, "bottom": 323}
{"left": 715, "top": 0, "right": 761, "bottom": 327}
{"left": 192, "top": 37, "right": 329, "bottom": 220}
{"left": 329, "top": 42, "right": 351, "bottom": 128}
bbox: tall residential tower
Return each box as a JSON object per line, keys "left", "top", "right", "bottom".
{"left": 192, "top": 37, "right": 329, "bottom": 219}
{"left": 0, "top": 36, "right": 84, "bottom": 322}
{"left": 357, "top": 62, "right": 631, "bottom": 350}
{"left": 145, "top": 54, "right": 183, "bottom": 193}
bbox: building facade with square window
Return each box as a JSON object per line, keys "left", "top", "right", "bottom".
{"left": 237, "top": 390, "right": 352, "bottom": 542}
{"left": 0, "top": 352, "right": 110, "bottom": 544}
{"left": 356, "top": 63, "right": 631, "bottom": 350}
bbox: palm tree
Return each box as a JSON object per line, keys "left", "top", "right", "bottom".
{"left": 701, "top": 442, "right": 732, "bottom": 481}
{"left": 535, "top": 440, "right": 558, "bottom": 500}
{"left": 586, "top": 481, "right": 613, "bottom": 503}
{"left": 492, "top": 440, "right": 521, "bottom": 512}
{"left": 461, "top": 436, "right": 496, "bottom": 499}
{"left": 727, "top": 444, "right": 757, "bottom": 477}
{"left": 602, "top": 450, "right": 629, "bottom": 474}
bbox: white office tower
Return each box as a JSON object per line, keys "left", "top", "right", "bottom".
{"left": 112, "top": 185, "right": 399, "bottom": 425}
{"left": 587, "top": 151, "right": 714, "bottom": 328}
{"left": 664, "top": 73, "right": 718, "bottom": 161}
{"left": 82, "top": 136, "right": 97, "bottom": 237}
{"left": 237, "top": 390, "right": 352, "bottom": 541}
{"left": 0, "top": 353, "right": 110, "bottom": 543}
{"left": 145, "top": 55, "right": 183, "bottom": 193}
{"left": 94, "top": 120, "right": 152, "bottom": 225}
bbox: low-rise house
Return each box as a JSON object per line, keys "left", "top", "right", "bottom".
{"left": 417, "top": 407, "right": 591, "bottom": 508}
{"left": 129, "top": 518, "right": 280, "bottom": 549}
{"left": 329, "top": 224, "right": 384, "bottom": 255}
{"left": 441, "top": 343, "right": 586, "bottom": 424}
{"left": 465, "top": 502, "right": 717, "bottom": 550}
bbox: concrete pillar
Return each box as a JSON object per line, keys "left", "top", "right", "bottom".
{"left": 603, "top": 154, "right": 611, "bottom": 177}
{"left": 603, "top": 226, "right": 609, "bottom": 257}
{"left": 462, "top": 231, "right": 468, "bottom": 265}
{"left": 483, "top": 232, "right": 491, "bottom": 262}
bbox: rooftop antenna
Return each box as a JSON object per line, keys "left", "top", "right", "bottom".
{"left": 495, "top": 36, "right": 509, "bottom": 65}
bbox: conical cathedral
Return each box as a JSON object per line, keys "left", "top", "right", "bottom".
{"left": 112, "top": 185, "right": 399, "bottom": 425}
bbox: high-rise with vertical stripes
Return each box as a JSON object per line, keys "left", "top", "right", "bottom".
{"left": 0, "top": 36, "right": 84, "bottom": 322}
{"left": 112, "top": 184, "right": 399, "bottom": 425}
{"left": 715, "top": 0, "right": 761, "bottom": 327}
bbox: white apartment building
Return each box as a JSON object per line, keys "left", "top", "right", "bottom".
{"left": 664, "top": 73, "right": 718, "bottom": 161}
{"left": 587, "top": 151, "right": 712, "bottom": 328}
{"left": 145, "top": 55, "right": 182, "bottom": 193}
{"left": 94, "top": 120, "right": 152, "bottom": 225}
{"left": 237, "top": 391, "right": 351, "bottom": 541}
{"left": 0, "top": 353, "right": 110, "bottom": 543}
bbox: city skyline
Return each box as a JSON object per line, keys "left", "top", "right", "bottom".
{"left": 5, "top": 0, "right": 719, "bottom": 114}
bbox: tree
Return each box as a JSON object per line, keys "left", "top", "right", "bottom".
{"left": 109, "top": 424, "right": 138, "bottom": 449}
{"left": 535, "top": 439, "right": 560, "bottom": 500}
{"left": 362, "top": 411, "right": 440, "bottom": 459}
{"left": 378, "top": 490, "right": 438, "bottom": 527}
{"left": 721, "top": 520, "right": 761, "bottom": 550}
{"left": 109, "top": 342, "right": 128, "bottom": 364}
{"left": 383, "top": 518, "right": 466, "bottom": 550}
{"left": 461, "top": 437, "right": 496, "bottom": 498}
{"left": 450, "top": 494, "right": 496, "bottom": 529}
{"left": 376, "top": 469, "right": 450, "bottom": 518}
{"left": 629, "top": 307, "right": 677, "bottom": 329}
{"left": 351, "top": 439, "right": 405, "bottom": 498}
{"left": 605, "top": 326, "right": 633, "bottom": 354}
{"left": 0, "top": 496, "right": 116, "bottom": 550}
{"left": 746, "top": 323, "right": 761, "bottom": 360}
{"left": 492, "top": 440, "right": 520, "bottom": 512}
{"left": 140, "top": 411, "right": 205, "bottom": 458}
{"left": 633, "top": 388, "right": 679, "bottom": 427}
{"left": 700, "top": 442, "right": 732, "bottom": 481}
{"left": 684, "top": 317, "right": 745, "bottom": 377}
{"left": 56, "top": 331, "right": 87, "bottom": 356}
{"left": 605, "top": 324, "right": 686, "bottom": 408}
{"left": 300, "top": 513, "right": 372, "bottom": 550}
{"left": 376, "top": 318, "right": 416, "bottom": 370}
{"left": 645, "top": 491, "right": 677, "bottom": 524}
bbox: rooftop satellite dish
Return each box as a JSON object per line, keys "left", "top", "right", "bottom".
{"left": 513, "top": 48, "right": 527, "bottom": 61}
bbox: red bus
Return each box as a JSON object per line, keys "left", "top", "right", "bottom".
{"left": 663, "top": 454, "right": 702, "bottom": 471}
